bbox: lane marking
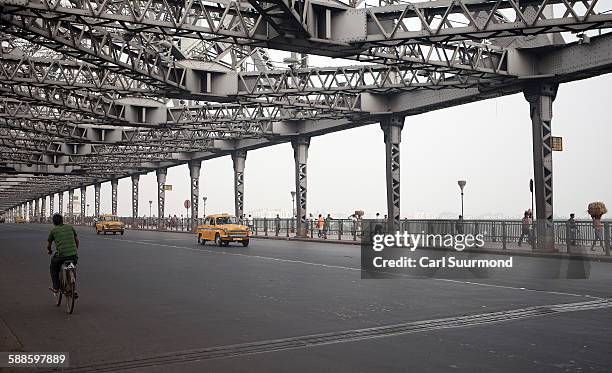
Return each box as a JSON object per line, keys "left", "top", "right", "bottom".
{"left": 50, "top": 298, "right": 612, "bottom": 372}
{"left": 103, "top": 236, "right": 604, "bottom": 300}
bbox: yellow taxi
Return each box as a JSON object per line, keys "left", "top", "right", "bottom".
{"left": 15, "top": 216, "right": 26, "bottom": 224}
{"left": 95, "top": 215, "right": 125, "bottom": 235}
{"left": 197, "top": 214, "right": 250, "bottom": 247}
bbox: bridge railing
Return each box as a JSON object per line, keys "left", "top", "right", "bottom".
{"left": 17, "top": 216, "right": 610, "bottom": 255}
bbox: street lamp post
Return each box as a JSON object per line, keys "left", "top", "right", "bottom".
{"left": 202, "top": 196, "right": 207, "bottom": 218}
{"left": 86, "top": 204, "right": 89, "bottom": 217}
{"left": 457, "top": 180, "right": 466, "bottom": 217}
{"left": 148, "top": 200, "right": 152, "bottom": 218}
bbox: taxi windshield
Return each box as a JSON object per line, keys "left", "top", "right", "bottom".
{"left": 102, "top": 216, "right": 119, "bottom": 222}
{"left": 216, "top": 216, "right": 237, "bottom": 225}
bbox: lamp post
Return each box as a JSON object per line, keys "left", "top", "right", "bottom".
{"left": 457, "top": 180, "right": 466, "bottom": 217}
{"left": 290, "top": 191, "right": 296, "bottom": 217}
{"left": 202, "top": 196, "right": 207, "bottom": 218}
{"left": 86, "top": 204, "right": 90, "bottom": 217}
{"left": 148, "top": 200, "right": 152, "bottom": 218}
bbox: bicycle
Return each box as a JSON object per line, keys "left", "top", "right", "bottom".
{"left": 54, "top": 260, "right": 77, "bottom": 314}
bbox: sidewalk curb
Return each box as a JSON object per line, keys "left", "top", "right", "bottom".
{"left": 252, "top": 235, "right": 612, "bottom": 263}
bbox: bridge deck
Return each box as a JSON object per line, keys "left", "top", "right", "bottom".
{"left": 1, "top": 224, "right": 611, "bottom": 372}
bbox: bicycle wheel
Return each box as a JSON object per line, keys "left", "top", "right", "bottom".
{"left": 65, "top": 270, "right": 76, "bottom": 314}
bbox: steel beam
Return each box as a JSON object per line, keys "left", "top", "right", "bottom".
{"left": 131, "top": 175, "right": 139, "bottom": 224}
{"left": 68, "top": 189, "right": 75, "bottom": 223}
{"left": 524, "top": 83, "right": 558, "bottom": 252}
{"left": 156, "top": 168, "right": 167, "bottom": 230}
{"left": 188, "top": 161, "right": 201, "bottom": 231}
{"left": 58, "top": 191, "right": 63, "bottom": 216}
{"left": 94, "top": 183, "right": 100, "bottom": 217}
{"left": 381, "top": 115, "right": 404, "bottom": 231}
{"left": 80, "top": 186, "right": 86, "bottom": 225}
{"left": 291, "top": 136, "right": 309, "bottom": 237}
{"left": 49, "top": 193, "right": 54, "bottom": 216}
{"left": 111, "top": 179, "right": 118, "bottom": 216}
{"left": 232, "top": 150, "right": 247, "bottom": 220}
{"left": 40, "top": 196, "right": 46, "bottom": 221}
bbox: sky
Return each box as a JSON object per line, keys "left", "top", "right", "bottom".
{"left": 43, "top": 72, "right": 612, "bottom": 221}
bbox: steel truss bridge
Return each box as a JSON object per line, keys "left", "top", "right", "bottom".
{"left": 1, "top": 0, "right": 612, "bottom": 250}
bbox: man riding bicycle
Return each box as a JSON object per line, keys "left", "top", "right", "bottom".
{"left": 47, "top": 214, "right": 79, "bottom": 294}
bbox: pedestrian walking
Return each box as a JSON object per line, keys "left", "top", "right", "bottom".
{"left": 275, "top": 214, "right": 281, "bottom": 236}
{"left": 518, "top": 211, "right": 532, "bottom": 247}
{"left": 590, "top": 215, "right": 604, "bottom": 251}
{"left": 567, "top": 213, "right": 578, "bottom": 246}
{"left": 323, "top": 214, "right": 331, "bottom": 239}
{"left": 456, "top": 215, "right": 465, "bottom": 235}
{"left": 316, "top": 214, "right": 324, "bottom": 238}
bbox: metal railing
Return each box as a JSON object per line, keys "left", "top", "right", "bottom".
{"left": 11, "top": 216, "right": 610, "bottom": 255}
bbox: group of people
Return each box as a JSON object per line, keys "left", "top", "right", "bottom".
{"left": 518, "top": 210, "right": 606, "bottom": 251}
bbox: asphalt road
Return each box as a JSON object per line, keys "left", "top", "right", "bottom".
{"left": 1, "top": 223, "right": 611, "bottom": 373}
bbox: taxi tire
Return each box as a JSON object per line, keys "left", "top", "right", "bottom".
{"left": 121, "top": 231, "right": 124, "bottom": 235}
{"left": 215, "top": 234, "right": 223, "bottom": 247}
{"left": 242, "top": 240, "right": 249, "bottom": 247}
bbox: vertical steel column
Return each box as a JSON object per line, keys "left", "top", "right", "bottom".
{"left": 231, "top": 151, "right": 247, "bottom": 220}
{"left": 188, "top": 161, "right": 201, "bottom": 231}
{"left": 34, "top": 198, "right": 40, "bottom": 222}
{"left": 80, "top": 186, "right": 86, "bottom": 225}
{"left": 49, "top": 194, "right": 54, "bottom": 217}
{"left": 131, "top": 175, "right": 139, "bottom": 225}
{"left": 381, "top": 115, "right": 405, "bottom": 231}
{"left": 94, "top": 183, "right": 101, "bottom": 217}
{"left": 58, "top": 191, "right": 64, "bottom": 216}
{"left": 41, "top": 196, "right": 46, "bottom": 222}
{"left": 28, "top": 201, "right": 33, "bottom": 221}
{"left": 111, "top": 179, "right": 118, "bottom": 216}
{"left": 156, "top": 169, "right": 167, "bottom": 230}
{"left": 291, "top": 137, "right": 310, "bottom": 237}
{"left": 524, "top": 84, "right": 558, "bottom": 252}
{"left": 68, "top": 189, "right": 74, "bottom": 223}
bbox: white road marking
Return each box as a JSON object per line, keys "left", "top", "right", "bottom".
{"left": 103, "top": 236, "right": 605, "bottom": 300}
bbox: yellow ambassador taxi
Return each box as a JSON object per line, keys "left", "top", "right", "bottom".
{"left": 197, "top": 214, "right": 250, "bottom": 247}
{"left": 95, "top": 214, "right": 125, "bottom": 235}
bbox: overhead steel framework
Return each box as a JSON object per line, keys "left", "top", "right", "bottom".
{"left": 1, "top": 0, "right": 612, "bottom": 250}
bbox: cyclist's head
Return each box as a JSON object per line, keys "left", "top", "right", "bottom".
{"left": 52, "top": 213, "right": 63, "bottom": 226}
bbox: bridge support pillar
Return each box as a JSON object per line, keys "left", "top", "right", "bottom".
{"left": 524, "top": 84, "right": 558, "bottom": 252}
{"left": 232, "top": 151, "right": 247, "bottom": 221}
{"left": 381, "top": 115, "right": 405, "bottom": 232}
{"left": 111, "top": 179, "right": 118, "bottom": 216}
{"left": 41, "top": 197, "right": 46, "bottom": 222}
{"left": 68, "top": 189, "right": 74, "bottom": 223}
{"left": 80, "top": 186, "right": 86, "bottom": 225}
{"left": 189, "top": 161, "right": 201, "bottom": 231}
{"left": 94, "top": 183, "right": 101, "bottom": 217}
{"left": 34, "top": 198, "right": 40, "bottom": 222}
{"left": 156, "top": 169, "right": 167, "bottom": 230}
{"left": 59, "top": 192, "right": 64, "bottom": 216}
{"left": 292, "top": 137, "right": 310, "bottom": 237}
{"left": 131, "top": 175, "right": 140, "bottom": 226}
{"left": 49, "top": 194, "right": 54, "bottom": 217}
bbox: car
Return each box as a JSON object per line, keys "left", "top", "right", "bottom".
{"left": 197, "top": 214, "right": 250, "bottom": 247}
{"left": 15, "top": 216, "right": 26, "bottom": 224}
{"left": 95, "top": 215, "right": 125, "bottom": 235}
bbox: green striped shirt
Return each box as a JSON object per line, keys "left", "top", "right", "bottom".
{"left": 48, "top": 224, "right": 78, "bottom": 257}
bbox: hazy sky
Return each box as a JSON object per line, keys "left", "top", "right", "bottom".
{"left": 45, "top": 72, "right": 611, "bottom": 220}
